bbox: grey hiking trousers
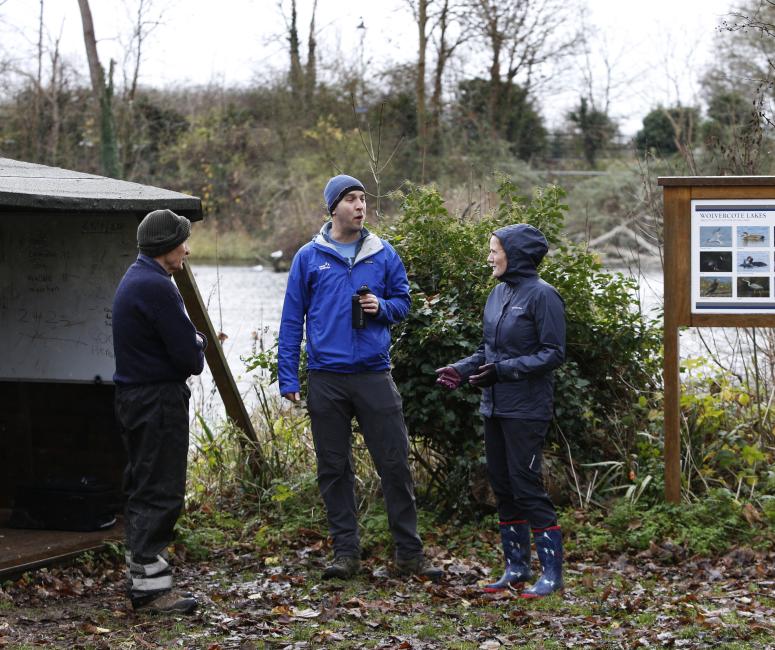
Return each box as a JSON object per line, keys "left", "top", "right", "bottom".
{"left": 307, "top": 370, "right": 423, "bottom": 559}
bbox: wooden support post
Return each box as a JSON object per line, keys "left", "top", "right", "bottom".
{"left": 174, "top": 263, "right": 264, "bottom": 469}
{"left": 662, "top": 185, "right": 691, "bottom": 504}
{"left": 663, "top": 324, "right": 681, "bottom": 503}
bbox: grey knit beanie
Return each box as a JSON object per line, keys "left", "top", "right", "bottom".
{"left": 137, "top": 209, "right": 191, "bottom": 257}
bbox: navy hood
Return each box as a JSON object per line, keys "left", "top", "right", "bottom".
{"left": 493, "top": 224, "right": 549, "bottom": 284}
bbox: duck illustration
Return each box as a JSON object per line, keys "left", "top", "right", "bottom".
{"left": 741, "top": 231, "right": 766, "bottom": 242}
{"left": 703, "top": 254, "right": 729, "bottom": 271}
{"left": 740, "top": 256, "right": 767, "bottom": 269}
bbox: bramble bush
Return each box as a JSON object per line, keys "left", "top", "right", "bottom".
{"left": 384, "top": 178, "right": 663, "bottom": 510}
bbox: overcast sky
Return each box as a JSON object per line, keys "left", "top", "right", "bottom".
{"left": 0, "top": 0, "right": 735, "bottom": 136}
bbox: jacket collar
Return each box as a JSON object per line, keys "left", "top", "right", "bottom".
{"left": 314, "top": 222, "right": 384, "bottom": 264}
{"left": 137, "top": 253, "right": 171, "bottom": 277}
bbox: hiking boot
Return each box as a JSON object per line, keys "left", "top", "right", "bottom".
{"left": 132, "top": 589, "right": 197, "bottom": 614}
{"left": 395, "top": 554, "right": 443, "bottom": 582}
{"left": 322, "top": 555, "right": 361, "bottom": 580}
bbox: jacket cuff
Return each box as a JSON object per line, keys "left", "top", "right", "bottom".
{"left": 495, "top": 362, "right": 517, "bottom": 381}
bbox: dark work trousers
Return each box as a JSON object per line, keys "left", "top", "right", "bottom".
{"left": 307, "top": 370, "right": 423, "bottom": 559}
{"left": 483, "top": 417, "right": 557, "bottom": 529}
{"left": 115, "top": 381, "right": 191, "bottom": 565}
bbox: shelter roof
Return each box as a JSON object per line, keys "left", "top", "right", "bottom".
{"left": 0, "top": 158, "right": 202, "bottom": 220}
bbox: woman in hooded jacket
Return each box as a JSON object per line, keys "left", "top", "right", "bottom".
{"left": 436, "top": 224, "right": 566, "bottom": 598}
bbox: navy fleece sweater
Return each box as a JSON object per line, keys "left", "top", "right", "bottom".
{"left": 112, "top": 254, "right": 206, "bottom": 385}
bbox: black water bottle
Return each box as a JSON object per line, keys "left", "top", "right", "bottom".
{"left": 352, "top": 284, "right": 370, "bottom": 329}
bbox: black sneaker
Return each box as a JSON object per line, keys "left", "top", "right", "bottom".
{"left": 395, "top": 555, "right": 443, "bottom": 582}
{"left": 132, "top": 590, "right": 197, "bottom": 614}
{"left": 322, "top": 555, "right": 361, "bottom": 580}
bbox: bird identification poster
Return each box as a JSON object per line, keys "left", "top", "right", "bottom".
{"left": 692, "top": 199, "right": 775, "bottom": 313}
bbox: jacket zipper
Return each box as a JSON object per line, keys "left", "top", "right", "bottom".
{"left": 491, "top": 284, "right": 515, "bottom": 416}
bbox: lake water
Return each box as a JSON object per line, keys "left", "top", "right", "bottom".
{"left": 188, "top": 263, "right": 288, "bottom": 422}
{"left": 188, "top": 261, "right": 720, "bottom": 425}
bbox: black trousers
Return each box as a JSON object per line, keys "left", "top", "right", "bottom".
{"left": 483, "top": 417, "right": 557, "bottom": 529}
{"left": 115, "top": 381, "right": 191, "bottom": 564}
{"left": 306, "top": 370, "right": 423, "bottom": 559}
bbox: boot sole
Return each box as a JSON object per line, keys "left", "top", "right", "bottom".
{"left": 520, "top": 588, "right": 564, "bottom": 599}
{"left": 482, "top": 582, "right": 525, "bottom": 593}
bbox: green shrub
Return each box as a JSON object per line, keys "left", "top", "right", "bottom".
{"left": 565, "top": 489, "right": 772, "bottom": 556}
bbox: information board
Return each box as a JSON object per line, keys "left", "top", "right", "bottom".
{"left": 692, "top": 199, "right": 775, "bottom": 313}
{"left": 0, "top": 213, "right": 136, "bottom": 382}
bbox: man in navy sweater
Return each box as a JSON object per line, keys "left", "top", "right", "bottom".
{"left": 112, "top": 208, "right": 207, "bottom": 614}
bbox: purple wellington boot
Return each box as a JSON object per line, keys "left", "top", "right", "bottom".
{"left": 521, "top": 525, "right": 563, "bottom": 598}
{"left": 483, "top": 519, "right": 532, "bottom": 592}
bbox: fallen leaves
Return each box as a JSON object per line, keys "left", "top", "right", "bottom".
{"left": 0, "top": 530, "right": 774, "bottom": 649}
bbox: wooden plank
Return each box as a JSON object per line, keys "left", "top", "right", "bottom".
{"left": 658, "top": 176, "right": 775, "bottom": 187}
{"left": 662, "top": 186, "right": 691, "bottom": 503}
{"left": 691, "top": 314, "right": 775, "bottom": 327}
{"left": 690, "top": 186, "right": 775, "bottom": 199}
{"left": 0, "top": 520, "right": 123, "bottom": 578}
{"left": 174, "top": 262, "right": 261, "bottom": 448}
{"left": 663, "top": 187, "right": 692, "bottom": 326}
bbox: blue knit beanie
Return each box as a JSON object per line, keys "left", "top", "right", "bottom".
{"left": 323, "top": 174, "right": 365, "bottom": 214}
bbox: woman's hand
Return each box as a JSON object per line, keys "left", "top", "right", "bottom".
{"left": 435, "top": 366, "right": 462, "bottom": 390}
{"left": 469, "top": 363, "right": 497, "bottom": 387}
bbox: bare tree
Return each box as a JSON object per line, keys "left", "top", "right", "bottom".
{"left": 279, "top": 0, "right": 318, "bottom": 111}
{"left": 116, "top": 0, "right": 166, "bottom": 179}
{"left": 121, "top": 0, "right": 163, "bottom": 103}
{"left": 468, "top": 0, "right": 581, "bottom": 136}
{"left": 304, "top": 0, "right": 318, "bottom": 108}
{"left": 406, "top": 0, "right": 470, "bottom": 169}
{"left": 428, "top": 0, "right": 469, "bottom": 152}
{"left": 77, "top": 0, "right": 120, "bottom": 177}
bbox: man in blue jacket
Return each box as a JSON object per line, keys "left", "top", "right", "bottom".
{"left": 113, "top": 208, "right": 207, "bottom": 614}
{"left": 279, "top": 174, "right": 441, "bottom": 581}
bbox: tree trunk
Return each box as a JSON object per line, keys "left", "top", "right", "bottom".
{"left": 416, "top": 0, "right": 428, "bottom": 180}
{"left": 77, "top": 0, "right": 120, "bottom": 178}
{"left": 482, "top": 2, "right": 503, "bottom": 138}
{"left": 288, "top": 0, "right": 304, "bottom": 103}
{"left": 304, "top": 0, "right": 318, "bottom": 110}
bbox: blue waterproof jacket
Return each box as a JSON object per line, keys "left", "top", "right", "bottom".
{"left": 278, "top": 223, "right": 410, "bottom": 395}
{"left": 451, "top": 224, "right": 565, "bottom": 420}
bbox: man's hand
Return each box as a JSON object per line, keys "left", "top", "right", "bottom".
{"left": 435, "top": 366, "right": 462, "bottom": 390}
{"left": 359, "top": 292, "right": 380, "bottom": 315}
{"left": 283, "top": 392, "right": 301, "bottom": 402}
{"left": 469, "top": 363, "right": 497, "bottom": 388}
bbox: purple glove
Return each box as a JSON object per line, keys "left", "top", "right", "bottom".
{"left": 469, "top": 363, "right": 497, "bottom": 388}
{"left": 435, "top": 366, "right": 462, "bottom": 390}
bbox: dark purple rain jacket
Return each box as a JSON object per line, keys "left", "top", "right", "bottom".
{"left": 451, "top": 224, "right": 566, "bottom": 421}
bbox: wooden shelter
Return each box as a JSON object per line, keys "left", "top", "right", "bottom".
{"left": 0, "top": 158, "right": 255, "bottom": 576}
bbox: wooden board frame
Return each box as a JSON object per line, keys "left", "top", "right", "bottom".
{"left": 659, "top": 176, "right": 775, "bottom": 502}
